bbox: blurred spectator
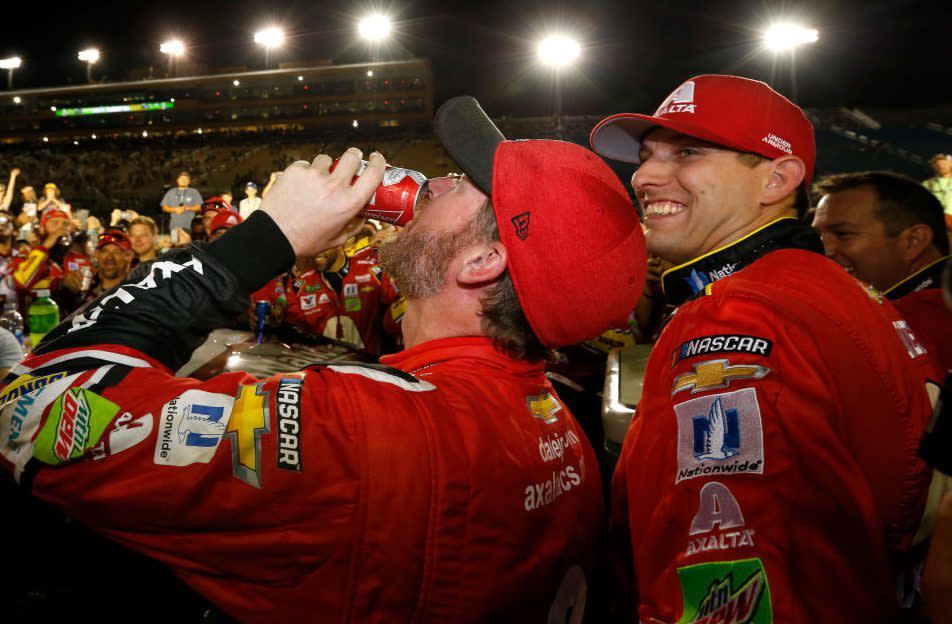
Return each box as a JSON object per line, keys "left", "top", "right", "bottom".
{"left": 160, "top": 171, "right": 202, "bottom": 242}
{"left": 15, "top": 186, "right": 39, "bottom": 236}
{"left": 12, "top": 208, "right": 69, "bottom": 298}
{"left": 924, "top": 154, "right": 952, "bottom": 221}
{"left": 0, "top": 211, "right": 18, "bottom": 306}
{"left": 0, "top": 327, "right": 23, "bottom": 378}
{"left": 1, "top": 168, "right": 19, "bottom": 212}
{"left": 206, "top": 210, "right": 243, "bottom": 241}
{"left": 13, "top": 239, "right": 31, "bottom": 258}
{"left": 37, "top": 183, "right": 71, "bottom": 218}
{"left": 221, "top": 191, "right": 238, "bottom": 213}
{"left": 238, "top": 181, "right": 261, "bottom": 219}
{"left": 813, "top": 171, "right": 952, "bottom": 371}
{"left": 190, "top": 216, "right": 206, "bottom": 243}
{"left": 200, "top": 197, "right": 228, "bottom": 233}
{"left": 260, "top": 240, "right": 403, "bottom": 354}
{"left": 110, "top": 208, "right": 140, "bottom": 227}
{"left": 128, "top": 216, "right": 158, "bottom": 264}
{"left": 63, "top": 230, "right": 134, "bottom": 313}
{"left": 261, "top": 171, "right": 279, "bottom": 198}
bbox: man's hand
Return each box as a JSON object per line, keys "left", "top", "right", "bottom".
{"left": 10, "top": 168, "right": 20, "bottom": 177}
{"left": 61, "top": 270, "right": 85, "bottom": 294}
{"left": 262, "top": 148, "right": 386, "bottom": 257}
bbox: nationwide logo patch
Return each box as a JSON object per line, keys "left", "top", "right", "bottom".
{"left": 674, "top": 387, "right": 764, "bottom": 483}
{"left": 33, "top": 388, "right": 121, "bottom": 465}
{"left": 154, "top": 390, "right": 235, "bottom": 467}
{"left": 677, "top": 558, "right": 772, "bottom": 623}
{"left": 672, "top": 359, "right": 770, "bottom": 395}
{"left": 674, "top": 335, "right": 773, "bottom": 365}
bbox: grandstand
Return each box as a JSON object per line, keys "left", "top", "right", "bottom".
{"left": 0, "top": 57, "right": 950, "bottom": 227}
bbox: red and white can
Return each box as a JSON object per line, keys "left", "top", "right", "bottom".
{"left": 332, "top": 159, "right": 427, "bottom": 227}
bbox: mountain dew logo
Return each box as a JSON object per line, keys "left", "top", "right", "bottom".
{"left": 677, "top": 558, "right": 771, "bottom": 623}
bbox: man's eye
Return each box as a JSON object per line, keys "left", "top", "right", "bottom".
{"left": 678, "top": 147, "right": 699, "bottom": 157}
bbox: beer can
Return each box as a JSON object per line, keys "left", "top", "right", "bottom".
{"left": 331, "top": 159, "right": 426, "bottom": 227}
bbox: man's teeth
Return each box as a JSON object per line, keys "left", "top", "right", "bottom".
{"left": 645, "top": 201, "right": 686, "bottom": 216}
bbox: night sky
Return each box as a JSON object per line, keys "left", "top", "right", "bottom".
{"left": 2, "top": 0, "right": 948, "bottom": 117}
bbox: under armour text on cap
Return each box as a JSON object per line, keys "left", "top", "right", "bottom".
{"left": 590, "top": 74, "right": 816, "bottom": 182}
{"left": 435, "top": 96, "right": 646, "bottom": 348}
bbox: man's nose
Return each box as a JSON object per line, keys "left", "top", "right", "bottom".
{"left": 427, "top": 176, "right": 457, "bottom": 197}
{"left": 631, "top": 158, "right": 671, "bottom": 193}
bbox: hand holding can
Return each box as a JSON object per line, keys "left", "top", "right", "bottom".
{"left": 331, "top": 159, "right": 426, "bottom": 227}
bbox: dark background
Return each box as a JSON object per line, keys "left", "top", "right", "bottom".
{"left": 2, "top": 0, "right": 946, "bottom": 115}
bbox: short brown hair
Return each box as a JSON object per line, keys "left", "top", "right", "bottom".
{"left": 736, "top": 152, "right": 811, "bottom": 218}
{"left": 473, "top": 200, "right": 547, "bottom": 362}
{"left": 812, "top": 171, "right": 949, "bottom": 255}
{"left": 129, "top": 216, "right": 157, "bottom": 236}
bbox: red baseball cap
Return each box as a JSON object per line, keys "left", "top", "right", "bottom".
{"left": 40, "top": 209, "right": 70, "bottom": 228}
{"left": 209, "top": 210, "right": 243, "bottom": 233}
{"left": 435, "top": 96, "right": 646, "bottom": 348}
{"left": 590, "top": 74, "right": 816, "bottom": 182}
{"left": 97, "top": 230, "right": 132, "bottom": 251}
{"left": 201, "top": 197, "right": 229, "bottom": 216}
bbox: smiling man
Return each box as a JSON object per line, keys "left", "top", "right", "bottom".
{"left": 812, "top": 171, "right": 951, "bottom": 372}
{"left": 0, "top": 97, "right": 645, "bottom": 622}
{"left": 591, "top": 74, "right": 943, "bottom": 622}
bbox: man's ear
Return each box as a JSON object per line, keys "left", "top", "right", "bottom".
{"left": 898, "top": 223, "right": 935, "bottom": 261}
{"left": 762, "top": 156, "right": 806, "bottom": 206}
{"left": 457, "top": 242, "right": 508, "bottom": 286}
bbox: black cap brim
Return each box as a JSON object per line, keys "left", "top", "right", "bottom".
{"left": 434, "top": 96, "right": 506, "bottom": 195}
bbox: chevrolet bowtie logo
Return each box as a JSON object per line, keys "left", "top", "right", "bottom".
{"left": 672, "top": 359, "right": 770, "bottom": 395}
{"left": 527, "top": 393, "right": 562, "bottom": 424}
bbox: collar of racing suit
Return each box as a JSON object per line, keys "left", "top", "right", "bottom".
{"left": 882, "top": 254, "right": 950, "bottom": 300}
{"left": 381, "top": 335, "right": 545, "bottom": 378}
{"left": 660, "top": 217, "right": 825, "bottom": 307}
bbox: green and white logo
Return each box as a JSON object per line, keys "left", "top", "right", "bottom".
{"left": 33, "top": 388, "right": 120, "bottom": 465}
{"left": 677, "top": 557, "right": 771, "bottom": 624}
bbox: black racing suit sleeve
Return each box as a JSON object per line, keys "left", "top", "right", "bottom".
{"left": 31, "top": 211, "right": 295, "bottom": 371}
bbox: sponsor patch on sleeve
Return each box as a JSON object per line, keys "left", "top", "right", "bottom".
{"left": 32, "top": 388, "right": 121, "bottom": 465}
{"left": 677, "top": 557, "right": 772, "bottom": 623}
{"left": 275, "top": 375, "right": 304, "bottom": 472}
{"left": 674, "top": 387, "right": 764, "bottom": 483}
{"left": 674, "top": 335, "right": 773, "bottom": 365}
{"left": 153, "top": 390, "right": 235, "bottom": 467}
{"left": 672, "top": 359, "right": 770, "bottom": 396}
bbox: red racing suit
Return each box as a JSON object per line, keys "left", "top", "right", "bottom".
{"left": 886, "top": 255, "right": 952, "bottom": 374}
{"left": 0, "top": 211, "right": 603, "bottom": 623}
{"left": 256, "top": 246, "right": 403, "bottom": 354}
{"left": 612, "top": 218, "right": 942, "bottom": 623}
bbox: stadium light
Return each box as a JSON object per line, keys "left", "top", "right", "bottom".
{"left": 13, "top": 96, "right": 21, "bottom": 104}
{"left": 78, "top": 48, "right": 100, "bottom": 83}
{"left": 536, "top": 35, "right": 581, "bottom": 132}
{"left": 1, "top": 56, "right": 22, "bottom": 89}
{"left": 233, "top": 79, "right": 240, "bottom": 86}
{"left": 358, "top": 14, "right": 392, "bottom": 42}
{"left": 255, "top": 27, "right": 285, "bottom": 48}
{"left": 160, "top": 39, "right": 185, "bottom": 77}
{"left": 764, "top": 23, "right": 819, "bottom": 52}
{"left": 160, "top": 39, "right": 185, "bottom": 56}
{"left": 254, "top": 26, "right": 285, "bottom": 69}
{"left": 537, "top": 35, "right": 581, "bottom": 68}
